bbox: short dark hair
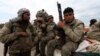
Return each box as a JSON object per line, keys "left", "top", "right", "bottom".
{"left": 63, "top": 7, "right": 74, "bottom": 14}
{"left": 90, "top": 19, "right": 97, "bottom": 26}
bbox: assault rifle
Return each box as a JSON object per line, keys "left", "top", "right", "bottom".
{"left": 57, "top": 2, "right": 66, "bottom": 42}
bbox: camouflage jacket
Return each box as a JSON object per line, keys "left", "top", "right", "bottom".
{"left": 46, "top": 22, "right": 57, "bottom": 40}
{"left": 33, "top": 19, "right": 47, "bottom": 43}
{"left": 33, "top": 19, "right": 47, "bottom": 37}
{"left": 0, "top": 20, "right": 36, "bottom": 53}
{"left": 87, "top": 21, "right": 100, "bottom": 42}
{"left": 62, "top": 19, "right": 84, "bottom": 43}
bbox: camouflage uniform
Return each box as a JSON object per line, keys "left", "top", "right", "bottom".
{"left": 47, "top": 19, "right": 84, "bottom": 56}
{"left": 39, "top": 15, "right": 57, "bottom": 56}
{"left": 33, "top": 19, "right": 47, "bottom": 56}
{"left": 33, "top": 9, "right": 48, "bottom": 56}
{"left": 0, "top": 8, "right": 36, "bottom": 56}
{"left": 87, "top": 21, "right": 100, "bottom": 53}
{"left": 87, "top": 21, "right": 100, "bottom": 42}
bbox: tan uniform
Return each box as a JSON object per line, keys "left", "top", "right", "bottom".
{"left": 0, "top": 21, "right": 36, "bottom": 54}
{"left": 39, "top": 22, "right": 57, "bottom": 56}
{"left": 87, "top": 21, "right": 100, "bottom": 53}
{"left": 0, "top": 8, "right": 36, "bottom": 56}
{"left": 33, "top": 19, "right": 47, "bottom": 56}
{"left": 47, "top": 19, "right": 84, "bottom": 56}
{"left": 33, "top": 9, "right": 48, "bottom": 56}
{"left": 87, "top": 21, "right": 100, "bottom": 41}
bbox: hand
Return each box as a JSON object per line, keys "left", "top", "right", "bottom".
{"left": 55, "top": 35, "right": 60, "bottom": 39}
{"left": 58, "top": 21, "right": 64, "bottom": 28}
{"left": 17, "top": 32, "right": 28, "bottom": 37}
{"left": 85, "top": 38, "right": 98, "bottom": 44}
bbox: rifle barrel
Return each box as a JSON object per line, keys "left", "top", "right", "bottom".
{"left": 57, "top": 2, "right": 63, "bottom": 21}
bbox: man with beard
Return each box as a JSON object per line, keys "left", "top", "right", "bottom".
{"left": 0, "top": 8, "right": 36, "bottom": 56}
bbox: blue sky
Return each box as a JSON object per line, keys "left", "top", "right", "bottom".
{"left": 0, "top": 0, "right": 100, "bottom": 26}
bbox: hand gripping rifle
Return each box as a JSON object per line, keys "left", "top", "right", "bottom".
{"left": 57, "top": 2, "right": 66, "bottom": 41}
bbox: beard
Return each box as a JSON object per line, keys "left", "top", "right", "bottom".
{"left": 22, "top": 19, "right": 30, "bottom": 23}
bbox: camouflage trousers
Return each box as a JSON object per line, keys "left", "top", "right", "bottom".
{"left": 9, "top": 51, "right": 31, "bottom": 56}
{"left": 39, "top": 37, "right": 54, "bottom": 56}
{"left": 34, "top": 36, "right": 47, "bottom": 56}
{"left": 47, "top": 39, "right": 78, "bottom": 56}
{"left": 34, "top": 38, "right": 41, "bottom": 56}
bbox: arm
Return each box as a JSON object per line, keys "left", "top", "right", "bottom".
{"left": 63, "top": 22, "right": 84, "bottom": 43}
{"left": 0, "top": 22, "right": 18, "bottom": 43}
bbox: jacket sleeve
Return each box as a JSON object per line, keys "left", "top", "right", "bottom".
{"left": 63, "top": 22, "right": 84, "bottom": 43}
{"left": 0, "top": 22, "right": 18, "bottom": 44}
{"left": 87, "top": 21, "right": 100, "bottom": 41}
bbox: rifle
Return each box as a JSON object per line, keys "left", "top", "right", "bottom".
{"left": 4, "top": 43, "right": 8, "bottom": 56}
{"left": 57, "top": 2, "right": 66, "bottom": 41}
{"left": 57, "top": 2, "right": 63, "bottom": 21}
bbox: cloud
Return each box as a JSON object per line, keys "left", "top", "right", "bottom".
{"left": 0, "top": 0, "right": 100, "bottom": 26}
